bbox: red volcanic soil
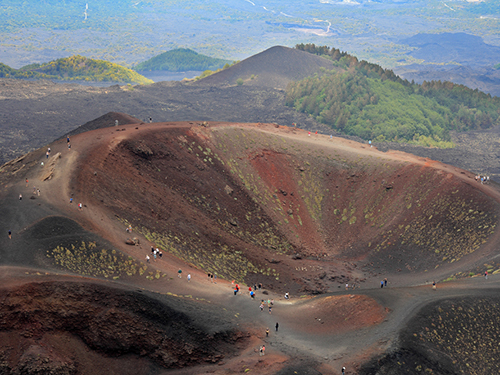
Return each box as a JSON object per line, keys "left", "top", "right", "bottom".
{"left": 281, "top": 294, "right": 388, "bottom": 335}
{"left": 2, "top": 120, "right": 500, "bottom": 374}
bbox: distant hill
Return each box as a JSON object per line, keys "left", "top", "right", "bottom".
{"left": 0, "top": 62, "right": 41, "bottom": 79}
{"left": 134, "top": 48, "right": 232, "bottom": 72}
{"left": 195, "top": 45, "right": 337, "bottom": 90}
{"left": 401, "top": 33, "right": 500, "bottom": 66}
{"left": 26, "top": 55, "right": 153, "bottom": 85}
{"left": 1, "top": 56, "right": 153, "bottom": 84}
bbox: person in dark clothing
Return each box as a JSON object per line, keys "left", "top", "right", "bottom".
{"left": 275, "top": 322, "right": 279, "bottom": 332}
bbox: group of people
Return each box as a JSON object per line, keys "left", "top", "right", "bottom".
{"left": 475, "top": 175, "right": 490, "bottom": 184}
{"left": 208, "top": 272, "right": 217, "bottom": 283}
{"left": 233, "top": 281, "right": 263, "bottom": 296}
{"left": 259, "top": 299, "right": 275, "bottom": 314}
{"left": 149, "top": 246, "right": 163, "bottom": 262}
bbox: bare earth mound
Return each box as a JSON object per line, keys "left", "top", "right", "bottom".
{"left": 195, "top": 46, "right": 336, "bottom": 89}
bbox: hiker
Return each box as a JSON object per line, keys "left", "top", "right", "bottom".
{"left": 68, "top": 143, "right": 71, "bottom": 150}
{"left": 369, "top": 140, "right": 372, "bottom": 147}
{"left": 149, "top": 117, "right": 152, "bottom": 123}
{"left": 178, "top": 269, "right": 182, "bottom": 278}
{"left": 384, "top": 278, "right": 388, "bottom": 287}
{"left": 485, "top": 270, "right": 488, "bottom": 280}
{"left": 146, "top": 255, "right": 150, "bottom": 263}
{"left": 211, "top": 274, "right": 214, "bottom": 283}
{"left": 381, "top": 280, "right": 384, "bottom": 288}
{"left": 25, "top": 178, "right": 28, "bottom": 187}
{"left": 266, "top": 328, "right": 269, "bottom": 337}
{"left": 250, "top": 290, "right": 255, "bottom": 299}
{"left": 342, "top": 367, "right": 346, "bottom": 375}
{"left": 259, "top": 346, "right": 263, "bottom": 356}
{"left": 234, "top": 288, "right": 238, "bottom": 296}
{"left": 67, "top": 136, "right": 70, "bottom": 143}
{"left": 19, "top": 194, "right": 22, "bottom": 200}
{"left": 214, "top": 274, "right": 217, "bottom": 284}
{"left": 46, "top": 151, "right": 49, "bottom": 159}
{"left": 8, "top": 230, "right": 11, "bottom": 239}
{"left": 151, "top": 246, "right": 155, "bottom": 254}
{"left": 78, "top": 202, "right": 82, "bottom": 210}
{"left": 187, "top": 274, "right": 191, "bottom": 282}
{"left": 285, "top": 292, "right": 289, "bottom": 299}
{"left": 158, "top": 251, "right": 162, "bottom": 259}
{"left": 308, "top": 131, "right": 311, "bottom": 136}
{"left": 70, "top": 198, "right": 73, "bottom": 204}
{"left": 262, "top": 345, "right": 265, "bottom": 356}
{"left": 258, "top": 283, "right": 262, "bottom": 290}
{"left": 275, "top": 322, "right": 279, "bottom": 332}
{"left": 432, "top": 281, "right": 436, "bottom": 290}
{"left": 208, "top": 272, "right": 211, "bottom": 281}
{"left": 260, "top": 303, "right": 264, "bottom": 311}
{"left": 345, "top": 283, "right": 348, "bottom": 290}
{"left": 269, "top": 306, "right": 272, "bottom": 314}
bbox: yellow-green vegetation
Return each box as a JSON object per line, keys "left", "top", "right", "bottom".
{"left": 372, "top": 182, "right": 496, "bottom": 262}
{"left": 47, "top": 241, "right": 164, "bottom": 280}
{"left": 18, "top": 55, "right": 153, "bottom": 84}
{"left": 412, "top": 298, "right": 500, "bottom": 374}
{"left": 0, "top": 62, "right": 39, "bottom": 79}
{"left": 140, "top": 227, "right": 279, "bottom": 282}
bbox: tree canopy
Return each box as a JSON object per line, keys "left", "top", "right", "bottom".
{"left": 134, "top": 48, "right": 232, "bottom": 72}
{"left": 0, "top": 56, "right": 153, "bottom": 84}
{"left": 287, "top": 44, "right": 500, "bottom": 147}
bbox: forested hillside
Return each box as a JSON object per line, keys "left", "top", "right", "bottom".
{"left": 287, "top": 44, "right": 500, "bottom": 147}
{"left": 134, "top": 48, "right": 232, "bottom": 72}
{"left": 0, "top": 62, "right": 40, "bottom": 79}
{"left": 0, "top": 56, "right": 153, "bottom": 84}
{"left": 33, "top": 55, "right": 153, "bottom": 84}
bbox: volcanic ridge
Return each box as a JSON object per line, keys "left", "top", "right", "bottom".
{"left": 1, "top": 118, "right": 500, "bottom": 374}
